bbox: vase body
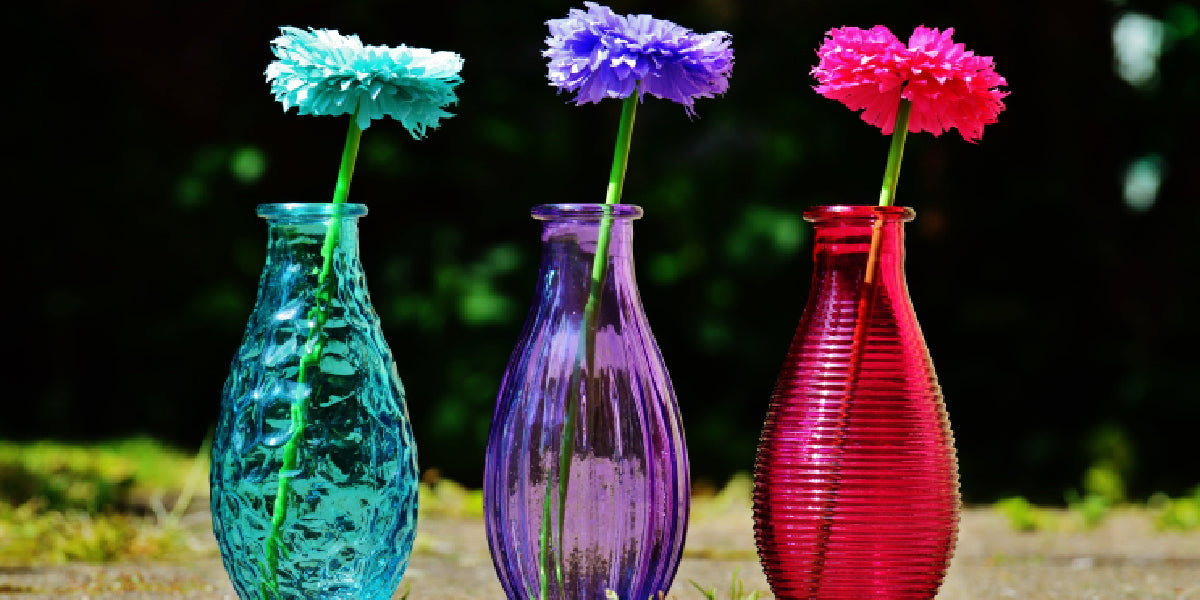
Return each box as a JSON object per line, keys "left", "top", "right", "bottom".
{"left": 484, "top": 204, "right": 689, "bottom": 600}
{"left": 211, "top": 203, "right": 419, "bottom": 600}
{"left": 753, "top": 205, "right": 959, "bottom": 599}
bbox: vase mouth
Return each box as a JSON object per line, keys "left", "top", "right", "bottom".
{"left": 532, "top": 203, "right": 643, "bottom": 221}
{"left": 257, "top": 203, "right": 369, "bottom": 219}
{"left": 803, "top": 205, "right": 914, "bottom": 223}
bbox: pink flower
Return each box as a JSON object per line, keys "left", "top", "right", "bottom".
{"left": 811, "top": 25, "right": 1008, "bottom": 143}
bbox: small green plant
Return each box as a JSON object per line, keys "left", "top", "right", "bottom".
{"left": 690, "top": 568, "right": 762, "bottom": 600}
{"left": 993, "top": 496, "right": 1057, "bottom": 532}
{"left": 1064, "top": 489, "right": 1110, "bottom": 528}
{"left": 1081, "top": 461, "right": 1127, "bottom": 504}
{"left": 604, "top": 592, "right": 667, "bottom": 600}
{"left": 417, "top": 475, "right": 484, "bottom": 518}
{"left": 1064, "top": 461, "right": 1127, "bottom": 528}
{"left": 1149, "top": 485, "right": 1200, "bottom": 531}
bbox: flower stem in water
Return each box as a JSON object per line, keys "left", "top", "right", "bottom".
{"left": 261, "top": 117, "right": 363, "bottom": 597}
{"left": 810, "top": 98, "right": 913, "bottom": 589}
{"left": 538, "top": 89, "right": 639, "bottom": 599}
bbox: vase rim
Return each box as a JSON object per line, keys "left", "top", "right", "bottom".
{"left": 532, "top": 203, "right": 643, "bottom": 221}
{"left": 256, "top": 203, "right": 369, "bottom": 218}
{"left": 803, "top": 205, "right": 914, "bottom": 223}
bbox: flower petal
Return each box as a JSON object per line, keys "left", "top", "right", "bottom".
{"left": 544, "top": 3, "right": 733, "bottom": 114}
{"left": 265, "top": 27, "right": 464, "bottom": 138}
{"left": 812, "top": 24, "right": 1008, "bottom": 141}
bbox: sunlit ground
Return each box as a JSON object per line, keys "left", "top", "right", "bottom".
{"left": 0, "top": 438, "right": 1197, "bottom": 598}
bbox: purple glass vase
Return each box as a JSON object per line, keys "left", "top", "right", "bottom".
{"left": 484, "top": 204, "right": 689, "bottom": 600}
{"left": 753, "top": 205, "right": 959, "bottom": 599}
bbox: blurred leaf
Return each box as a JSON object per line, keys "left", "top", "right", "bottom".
{"left": 228, "top": 146, "right": 266, "bottom": 184}
{"left": 723, "top": 206, "right": 804, "bottom": 266}
{"left": 994, "top": 496, "right": 1056, "bottom": 532}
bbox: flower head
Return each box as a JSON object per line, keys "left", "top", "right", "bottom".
{"left": 812, "top": 25, "right": 1008, "bottom": 142}
{"left": 544, "top": 2, "right": 733, "bottom": 116}
{"left": 266, "top": 26, "right": 464, "bottom": 137}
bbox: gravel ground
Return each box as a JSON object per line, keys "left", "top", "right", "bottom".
{"left": 2, "top": 504, "right": 1197, "bottom": 599}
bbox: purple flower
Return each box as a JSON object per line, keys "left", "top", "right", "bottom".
{"left": 544, "top": 2, "right": 734, "bottom": 116}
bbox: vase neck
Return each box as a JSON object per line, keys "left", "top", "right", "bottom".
{"left": 531, "top": 204, "right": 643, "bottom": 319}
{"left": 259, "top": 203, "right": 365, "bottom": 266}
{"left": 804, "top": 205, "right": 913, "bottom": 304}
{"left": 540, "top": 219, "right": 636, "bottom": 260}
{"left": 251, "top": 203, "right": 371, "bottom": 314}
{"left": 534, "top": 203, "right": 640, "bottom": 256}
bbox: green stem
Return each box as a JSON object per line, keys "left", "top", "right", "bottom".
{"left": 537, "top": 489, "right": 553, "bottom": 599}
{"left": 261, "top": 116, "right": 363, "bottom": 598}
{"left": 332, "top": 119, "right": 364, "bottom": 205}
{"left": 538, "top": 90, "right": 640, "bottom": 600}
{"left": 604, "top": 91, "right": 639, "bottom": 206}
{"left": 878, "top": 99, "right": 912, "bottom": 207}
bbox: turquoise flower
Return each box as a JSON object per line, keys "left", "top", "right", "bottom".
{"left": 256, "top": 27, "right": 463, "bottom": 596}
{"left": 266, "top": 26, "right": 464, "bottom": 137}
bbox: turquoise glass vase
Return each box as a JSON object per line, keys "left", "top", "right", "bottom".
{"left": 210, "top": 203, "right": 418, "bottom": 600}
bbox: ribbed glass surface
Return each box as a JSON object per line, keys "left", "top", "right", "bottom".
{"left": 211, "top": 203, "right": 418, "bottom": 599}
{"left": 484, "top": 204, "right": 689, "bottom": 600}
{"left": 753, "top": 206, "right": 959, "bottom": 599}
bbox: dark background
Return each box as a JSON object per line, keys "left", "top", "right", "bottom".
{"left": 8, "top": 0, "right": 1198, "bottom": 504}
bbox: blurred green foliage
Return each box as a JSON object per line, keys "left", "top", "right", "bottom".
{"left": 0, "top": 438, "right": 208, "bottom": 563}
{"left": 6, "top": 0, "right": 1200, "bottom": 503}
{"left": 418, "top": 476, "right": 484, "bottom": 519}
{"left": 0, "top": 438, "right": 198, "bottom": 513}
{"left": 993, "top": 496, "right": 1057, "bottom": 532}
{"left": 995, "top": 451, "right": 1198, "bottom": 532}
{"left": 0, "top": 501, "right": 196, "bottom": 563}
{"left": 1061, "top": 425, "right": 1136, "bottom": 527}
{"left": 1149, "top": 485, "right": 1200, "bottom": 531}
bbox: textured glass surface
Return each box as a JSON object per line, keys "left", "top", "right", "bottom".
{"left": 753, "top": 206, "right": 959, "bottom": 599}
{"left": 211, "top": 203, "right": 418, "bottom": 600}
{"left": 484, "top": 204, "right": 689, "bottom": 600}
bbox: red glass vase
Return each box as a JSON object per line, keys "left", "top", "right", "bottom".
{"left": 752, "top": 205, "right": 959, "bottom": 599}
